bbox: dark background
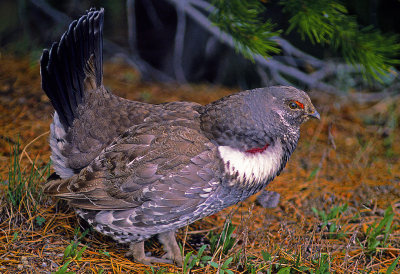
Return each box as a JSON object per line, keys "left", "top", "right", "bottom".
{"left": 1, "top": 0, "right": 399, "bottom": 88}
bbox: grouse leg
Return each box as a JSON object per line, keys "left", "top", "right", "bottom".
{"left": 126, "top": 241, "right": 173, "bottom": 265}
{"left": 158, "top": 230, "right": 183, "bottom": 266}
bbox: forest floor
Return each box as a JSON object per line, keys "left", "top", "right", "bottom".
{"left": 0, "top": 54, "right": 399, "bottom": 273}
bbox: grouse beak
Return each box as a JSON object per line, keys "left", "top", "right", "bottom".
{"left": 308, "top": 110, "right": 320, "bottom": 120}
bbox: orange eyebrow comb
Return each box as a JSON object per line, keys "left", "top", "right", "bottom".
{"left": 295, "top": 101, "right": 304, "bottom": 109}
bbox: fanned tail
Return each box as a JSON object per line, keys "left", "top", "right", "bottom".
{"left": 40, "top": 8, "right": 104, "bottom": 130}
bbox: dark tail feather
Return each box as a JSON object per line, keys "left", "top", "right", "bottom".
{"left": 40, "top": 8, "right": 104, "bottom": 129}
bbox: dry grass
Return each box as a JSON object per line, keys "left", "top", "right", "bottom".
{"left": 0, "top": 53, "right": 399, "bottom": 273}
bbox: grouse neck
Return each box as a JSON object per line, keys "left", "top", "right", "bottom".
{"left": 218, "top": 139, "right": 284, "bottom": 189}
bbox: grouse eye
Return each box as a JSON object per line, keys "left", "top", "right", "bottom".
{"left": 289, "top": 102, "right": 298, "bottom": 109}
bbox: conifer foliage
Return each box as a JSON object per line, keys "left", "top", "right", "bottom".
{"left": 210, "top": 0, "right": 281, "bottom": 59}
{"left": 210, "top": 0, "right": 400, "bottom": 80}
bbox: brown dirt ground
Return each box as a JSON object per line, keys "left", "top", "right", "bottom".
{"left": 0, "top": 53, "right": 399, "bottom": 273}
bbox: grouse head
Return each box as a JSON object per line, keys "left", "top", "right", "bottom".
{"left": 200, "top": 86, "right": 319, "bottom": 151}
{"left": 200, "top": 86, "right": 319, "bottom": 189}
{"left": 265, "top": 86, "right": 320, "bottom": 124}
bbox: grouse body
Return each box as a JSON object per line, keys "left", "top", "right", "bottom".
{"left": 41, "top": 9, "right": 320, "bottom": 265}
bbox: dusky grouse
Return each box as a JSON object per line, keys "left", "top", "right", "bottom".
{"left": 41, "top": 8, "right": 320, "bottom": 265}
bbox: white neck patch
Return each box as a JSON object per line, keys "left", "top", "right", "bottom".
{"left": 218, "top": 140, "right": 283, "bottom": 187}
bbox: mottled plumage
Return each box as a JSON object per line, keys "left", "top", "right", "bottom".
{"left": 41, "top": 9, "right": 319, "bottom": 265}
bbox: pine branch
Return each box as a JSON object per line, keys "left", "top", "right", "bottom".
{"left": 332, "top": 22, "right": 400, "bottom": 78}
{"left": 210, "top": 0, "right": 281, "bottom": 60}
{"left": 281, "top": 0, "right": 346, "bottom": 43}
{"left": 167, "top": 0, "right": 339, "bottom": 92}
{"left": 281, "top": 0, "right": 400, "bottom": 80}
{"left": 126, "top": 0, "right": 137, "bottom": 53}
{"left": 173, "top": 0, "right": 188, "bottom": 82}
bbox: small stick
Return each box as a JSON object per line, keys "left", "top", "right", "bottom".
{"left": 18, "top": 130, "right": 50, "bottom": 181}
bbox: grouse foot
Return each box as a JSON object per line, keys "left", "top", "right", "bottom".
{"left": 158, "top": 231, "right": 183, "bottom": 266}
{"left": 126, "top": 231, "right": 183, "bottom": 266}
{"left": 126, "top": 241, "right": 173, "bottom": 265}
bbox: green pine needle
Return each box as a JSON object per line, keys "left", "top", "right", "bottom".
{"left": 281, "top": 0, "right": 400, "bottom": 81}
{"left": 210, "top": 0, "right": 281, "bottom": 60}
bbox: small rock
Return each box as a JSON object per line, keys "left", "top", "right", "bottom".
{"left": 21, "top": 256, "right": 28, "bottom": 265}
{"left": 257, "top": 190, "right": 280, "bottom": 208}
